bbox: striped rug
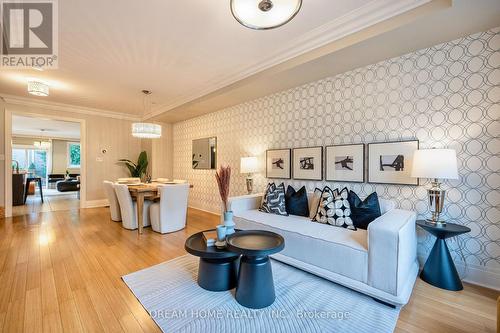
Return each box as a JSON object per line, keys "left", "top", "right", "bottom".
{"left": 122, "top": 255, "right": 400, "bottom": 333}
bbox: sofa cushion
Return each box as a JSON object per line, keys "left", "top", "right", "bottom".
{"left": 259, "top": 182, "right": 287, "bottom": 216}
{"left": 314, "top": 187, "right": 356, "bottom": 230}
{"left": 285, "top": 185, "right": 309, "bottom": 217}
{"left": 348, "top": 191, "right": 382, "bottom": 230}
{"left": 308, "top": 188, "right": 323, "bottom": 219}
{"left": 234, "top": 209, "right": 368, "bottom": 283}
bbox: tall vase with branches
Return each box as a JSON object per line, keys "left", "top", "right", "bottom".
{"left": 215, "top": 165, "right": 235, "bottom": 235}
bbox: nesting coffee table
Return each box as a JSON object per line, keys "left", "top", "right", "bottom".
{"left": 185, "top": 229, "right": 285, "bottom": 309}
{"left": 184, "top": 230, "right": 240, "bottom": 291}
{"left": 226, "top": 230, "right": 285, "bottom": 309}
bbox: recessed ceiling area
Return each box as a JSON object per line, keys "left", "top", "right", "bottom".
{"left": 12, "top": 115, "right": 81, "bottom": 140}
{"left": 151, "top": 0, "right": 500, "bottom": 123}
{"left": 0, "top": 0, "right": 434, "bottom": 118}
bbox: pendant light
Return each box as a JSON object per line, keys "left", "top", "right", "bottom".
{"left": 132, "top": 90, "right": 162, "bottom": 139}
{"left": 230, "top": 0, "right": 302, "bottom": 30}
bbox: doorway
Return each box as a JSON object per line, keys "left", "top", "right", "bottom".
{"left": 4, "top": 111, "right": 86, "bottom": 217}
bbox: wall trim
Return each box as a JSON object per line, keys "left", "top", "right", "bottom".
{"left": 83, "top": 199, "right": 109, "bottom": 208}
{"left": 144, "top": 0, "right": 433, "bottom": 119}
{"left": 1, "top": 94, "right": 141, "bottom": 121}
{"left": 188, "top": 205, "right": 220, "bottom": 217}
{"left": 457, "top": 262, "right": 500, "bottom": 291}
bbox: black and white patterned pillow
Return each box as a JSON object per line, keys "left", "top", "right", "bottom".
{"left": 313, "top": 187, "right": 356, "bottom": 230}
{"left": 260, "top": 182, "right": 288, "bottom": 216}
{"left": 261, "top": 182, "right": 276, "bottom": 206}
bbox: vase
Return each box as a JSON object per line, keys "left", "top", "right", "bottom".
{"left": 223, "top": 211, "right": 235, "bottom": 235}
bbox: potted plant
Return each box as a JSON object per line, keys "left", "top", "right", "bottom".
{"left": 118, "top": 151, "right": 149, "bottom": 181}
{"left": 215, "top": 165, "right": 235, "bottom": 235}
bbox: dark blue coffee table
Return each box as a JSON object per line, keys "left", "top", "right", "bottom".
{"left": 226, "top": 230, "right": 285, "bottom": 309}
{"left": 185, "top": 230, "right": 240, "bottom": 292}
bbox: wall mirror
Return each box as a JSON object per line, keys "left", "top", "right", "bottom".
{"left": 192, "top": 137, "right": 217, "bottom": 169}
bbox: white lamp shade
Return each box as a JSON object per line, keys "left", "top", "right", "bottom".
{"left": 240, "top": 156, "right": 259, "bottom": 173}
{"left": 411, "top": 149, "right": 458, "bottom": 180}
{"left": 230, "top": 0, "right": 302, "bottom": 30}
{"left": 132, "top": 123, "right": 161, "bottom": 138}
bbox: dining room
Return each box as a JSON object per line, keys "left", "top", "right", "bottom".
{"left": 104, "top": 175, "right": 192, "bottom": 234}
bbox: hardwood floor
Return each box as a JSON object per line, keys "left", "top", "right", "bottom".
{"left": 0, "top": 207, "right": 497, "bottom": 332}
{"left": 12, "top": 193, "right": 80, "bottom": 217}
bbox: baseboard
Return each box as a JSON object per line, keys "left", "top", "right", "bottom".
{"left": 84, "top": 199, "right": 109, "bottom": 208}
{"left": 458, "top": 263, "right": 500, "bottom": 291}
{"left": 418, "top": 254, "right": 500, "bottom": 291}
{"left": 0, "top": 206, "right": 4, "bottom": 219}
{"left": 188, "top": 205, "right": 221, "bottom": 217}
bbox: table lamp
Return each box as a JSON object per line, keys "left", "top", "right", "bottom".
{"left": 240, "top": 157, "right": 258, "bottom": 194}
{"left": 411, "top": 148, "right": 458, "bottom": 227}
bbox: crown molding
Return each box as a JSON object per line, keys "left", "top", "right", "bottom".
{"left": 1, "top": 94, "right": 142, "bottom": 121}
{"left": 143, "top": 0, "right": 432, "bottom": 120}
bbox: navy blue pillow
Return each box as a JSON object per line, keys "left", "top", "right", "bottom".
{"left": 347, "top": 191, "right": 381, "bottom": 230}
{"left": 285, "top": 185, "right": 309, "bottom": 217}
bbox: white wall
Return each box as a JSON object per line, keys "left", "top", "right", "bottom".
{"left": 172, "top": 28, "right": 500, "bottom": 288}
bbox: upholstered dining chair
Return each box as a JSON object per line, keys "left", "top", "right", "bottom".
{"left": 150, "top": 183, "right": 189, "bottom": 234}
{"left": 113, "top": 184, "right": 151, "bottom": 230}
{"left": 103, "top": 181, "right": 121, "bottom": 222}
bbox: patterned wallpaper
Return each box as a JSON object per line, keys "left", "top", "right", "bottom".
{"left": 173, "top": 28, "right": 499, "bottom": 280}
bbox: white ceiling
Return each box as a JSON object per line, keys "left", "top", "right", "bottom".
{"left": 0, "top": 0, "right": 432, "bottom": 118}
{"left": 12, "top": 115, "right": 81, "bottom": 139}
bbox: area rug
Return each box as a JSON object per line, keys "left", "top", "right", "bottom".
{"left": 122, "top": 255, "right": 400, "bottom": 333}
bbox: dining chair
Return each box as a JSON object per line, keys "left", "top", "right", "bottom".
{"left": 150, "top": 183, "right": 189, "bottom": 234}
{"left": 103, "top": 181, "right": 121, "bottom": 221}
{"left": 113, "top": 184, "right": 151, "bottom": 230}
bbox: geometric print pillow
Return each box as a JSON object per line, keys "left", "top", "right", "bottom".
{"left": 259, "top": 182, "right": 288, "bottom": 216}
{"left": 313, "top": 186, "right": 356, "bottom": 230}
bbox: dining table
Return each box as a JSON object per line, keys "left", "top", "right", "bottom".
{"left": 126, "top": 182, "right": 193, "bottom": 235}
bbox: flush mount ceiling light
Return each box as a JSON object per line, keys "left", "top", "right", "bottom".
{"left": 230, "top": 0, "right": 302, "bottom": 30}
{"left": 27, "top": 79, "right": 49, "bottom": 96}
{"left": 131, "top": 90, "right": 162, "bottom": 139}
{"left": 34, "top": 141, "right": 51, "bottom": 149}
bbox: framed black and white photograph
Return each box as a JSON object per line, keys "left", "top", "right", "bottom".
{"left": 292, "top": 147, "right": 323, "bottom": 181}
{"left": 368, "top": 140, "right": 419, "bottom": 185}
{"left": 326, "top": 144, "right": 365, "bottom": 182}
{"left": 266, "top": 149, "right": 291, "bottom": 179}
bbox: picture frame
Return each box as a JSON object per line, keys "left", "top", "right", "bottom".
{"left": 292, "top": 146, "right": 323, "bottom": 181}
{"left": 367, "top": 140, "right": 419, "bottom": 185}
{"left": 325, "top": 144, "right": 365, "bottom": 183}
{"left": 266, "top": 149, "right": 291, "bottom": 179}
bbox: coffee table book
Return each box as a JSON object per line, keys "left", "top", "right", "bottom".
{"left": 202, "top": 230, "right": 217, "bottom": 247}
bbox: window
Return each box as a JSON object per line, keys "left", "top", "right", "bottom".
{"left": 67, "top": 142, "right": 81, "bottom": 168}
{"left": 12, "top": 147, "right": 48, "bottom": 186}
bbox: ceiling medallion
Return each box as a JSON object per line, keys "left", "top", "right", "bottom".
{"left": 230, "top": 0, "right": 302, "bottom": 30}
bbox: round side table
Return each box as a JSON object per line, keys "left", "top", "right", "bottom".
{"left": 226, "top": 230, "right": 285, "bottom": 309}
{"left": 417, "top": 220, "right": 471, "bottom": 291}
{"left": 185, "top": 230, "right": 240, "bottom": 292}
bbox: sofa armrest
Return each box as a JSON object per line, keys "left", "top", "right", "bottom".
{"left": 228, "top": 194, "right": 263, "bottom": 215}
{"left": 367, "top": 209, "right": 417, "bottom": 296}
